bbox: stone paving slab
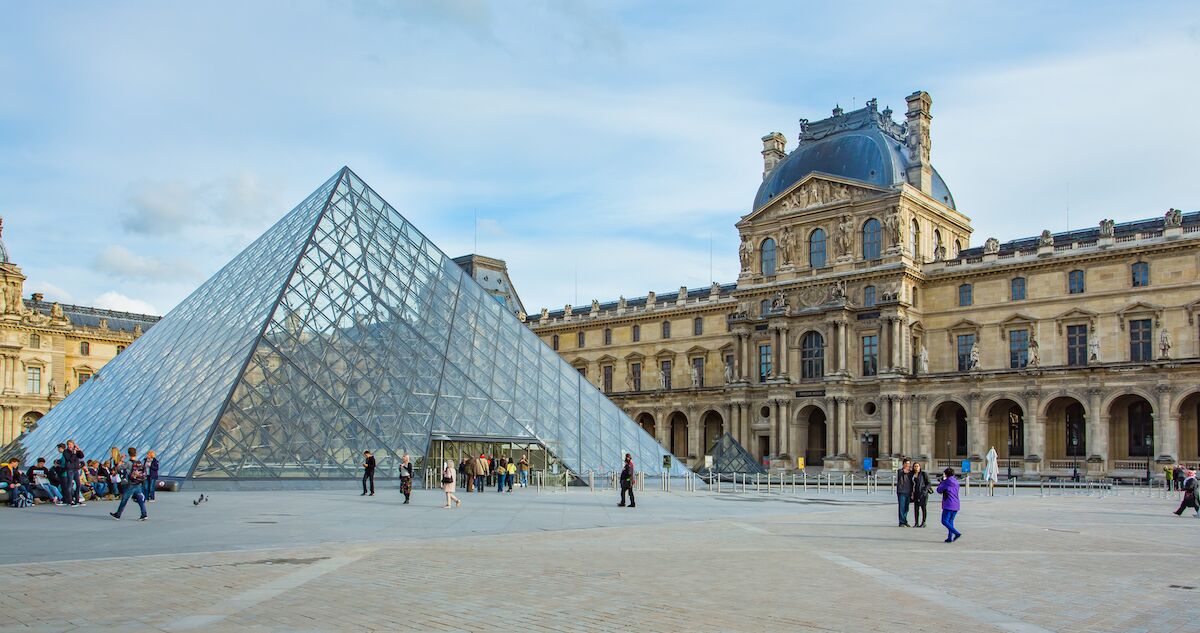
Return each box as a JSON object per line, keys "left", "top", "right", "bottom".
{"left": 0, "top": 487, "right": 1196, "bottom": 632}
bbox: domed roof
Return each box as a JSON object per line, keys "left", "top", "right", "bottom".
{"left": 753, "top": 103, "right": 955, "bottom": 211}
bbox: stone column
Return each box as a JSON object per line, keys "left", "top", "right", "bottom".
{"left": 969, "top": 394, "right": 986, "bottom": 460}
{"left": 1023, "top": 390, "right": 1043, "bottom": 477}
{"left": 892, "top": 318, "right": 902, "bottom": 370}
{"left": 1157, "top": 383, "right": 1176, "bottom": 460}
{"left": 838, "top": 397, "right": 850, "bottom": 456}
{"left": 878, "top": 396, "right": 892, "bottom": 456}
{"left": 916, "top": 395, "right": 931, "bottom": 458}
{"left": 827, "top": 322, "right": 839, "bottom": 373}
{"left": 780, "top": 400, "right": 791, "bottom": 457}
{"left": 837, "top": 321, "right": 848, "bottom": 375}
{"left": 1086, "top": 387, "right": 1106, "bottom": 465}
{"left": 826, "top": 397, "right": 839, "bottom": 459}
{"left": 780, "top": 324, "right": 790, "bottom": 378}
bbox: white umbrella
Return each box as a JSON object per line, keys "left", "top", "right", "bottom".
{"left": 984, "top": 446, "right": 999, "bottom": 483}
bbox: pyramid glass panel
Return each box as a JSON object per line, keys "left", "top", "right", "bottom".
{"left": 5, "top": 168, "right": 690, "bottom": 482}
{"left": 704, "top": 432, "right": 766, "bottom": 474}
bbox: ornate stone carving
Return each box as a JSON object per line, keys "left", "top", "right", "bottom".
{"left": 1027, "top": 334, "right": 1040, "bottom": 368}
{"left": 709, "top": 282, "right": 720, "bottom": 299}
{"left": 590, "top": 299, "right": 600, "bottom": 314}
{"left": 1038, "top": 230, "right": 1054, "bottom": 247}
{"left": 968, "top": 342, "right": 980, "bottom": 371}
{"left": 884, "top": 205, "right": 903, "bottom": 247}
{"left": 690, "top": 364, "right": 701, "bottom": 388}
{"left": 1098, "top": 219, "right": 1115, "bottom": 238}
{"left": 917, "top": 345, "right": 929, "bottom": 374}
{"left": 738, "top": 235, "right": 752, "bottom": 272}
{"left": 723, "top": 361, "right": 733, "bottom": 384}
{"left": 836, "top": 215, "right": 854, "bottom": 256}
{"left": 517, "top": 310, "right": 527, "bottom": 323}
{"left": 646, "top": 291, "right": 655, "bottom": 308}
{"left": 770, "top": 290, "right": 788, "bottom": 312}
{"left": 933, "top": 245, "right": 946, "bottom": 261}
{"left": 564, "top": 304, "right": 573, "bottom": 318}
{"left": 779, "top": 226, "right": 795, "bottom": 265}
{"left": 617, "top": 296, "right": 627, "bottom": 311}
{"left": 830, "top": 279, "right": 847, "bottom": 302}
{"left": 1164, "top": 208, "right": 1183, "bottom": 228}
{"left": 983, "top": 237, "right": 1000, "bottom": 255}
{"left": 1088, "top": 331, "right": 1100, "bottom": 363}
{"left": 1159, "top": 327, "right": 1172, "bottom": 359}
{"left": 540, "top": 307, "right": 549, "bottom": 321}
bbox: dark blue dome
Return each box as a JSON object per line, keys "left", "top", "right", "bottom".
{"left": 753, "top": 119, "right": 955, "bottom": 212}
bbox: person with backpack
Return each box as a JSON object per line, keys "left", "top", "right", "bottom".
{"left": 109, "top": 447, "right": 148, "bottom": 521}
{"left": 1173, "top": 470, "right": 1199, "bottom": 517}
{"left": 618, "top": 454, "right": 636, "bottom": 508}
{"left": 505, "top": 458, "right": 516, "bottom": 492}
{"left": 143, "top": 450, "right": 160, "bottom": 502}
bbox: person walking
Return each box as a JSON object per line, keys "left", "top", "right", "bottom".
{"left": 398, "top": 454, "right": 414, "bottom": 504}
{"left": 441, "top": 460, "right": 461, "bottom": 508}
{"left": 361, "top": 450, "right": 376, "bottom": 496}
{"left": 895, "top": 458, "right": 914, "bottom": 527}
{"left": 505, "top": 458, "right": 516, "bottom": 492}
{"left": 1173, "top": 469, "right": 1199, "bottom": 517}
{"left": 459, "top": 456, "right": 471, "bottom": 492}
{"left": 618, "top": 453, "right": 636, "bottom": 508}
{"left": 936, "top": 467, "right": 962, "bottom": 542}
{"left": 911, "top": 461, "right": 931, "bottom": 528}
{"left": 518, "top": 454, "right": 530, "bottom": 488}
{"left": 496, "top": 457, "right": 508, "bottom": 493}
{"left": 143, "top": 450, "right": 160, "bottom": 503}
{"left": 109, "top": 448, "right": 149, "bottom": 521}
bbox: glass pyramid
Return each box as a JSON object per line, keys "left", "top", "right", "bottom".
{"left": 6, "top": 168, "right": 690, "bottom": 481}
{"left": 704, "top": 432, "right": 766, "bottom": 474}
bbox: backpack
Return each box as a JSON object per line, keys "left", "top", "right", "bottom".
{"left": 128, "top": 460, "right": 146, "bottom": 485}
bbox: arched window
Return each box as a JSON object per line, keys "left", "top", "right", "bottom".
{"left": 661, "top": 321, "right": 671, "bottom": 339}
{"left": 863, "top": 285, "right": 876, "bottom": 308}
{"left": 603, "top": 328, "right": 612, "bottom": 345}
{"left": 632, "top": 324, "right": 640, "bottom": 342}
{"left": 862, "top": 219, "right": 882, "bottom": 260}
{"left": 801, "top": 331, "right": 824, "bottom": 380}
{"left": 953, "top": 239, "right": 962, "bottom": 259}
{"left": 551, "top": 335, "right": 559, "bottom": 350}
{"left": 958, "top": 284, "right": 973, "bottom": 307}
{"left": 760, "top": 238, "right": 777, "bottom": 276}
{"left": 808, "top": 228, "right": 826, "bottom": 269}
{"left": 80, "top": 341, "right": 90, "bottom": 356}
{"left": 693, "top": 317, "right": 703, "bottom": 336}
{"left": 909, "top": 219, "right": 920, "bottom": 257}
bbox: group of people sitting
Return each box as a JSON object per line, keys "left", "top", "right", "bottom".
{"left": 457, "top": 453, "right": 531, "bottom": 492}
{"left": 0, "top": 440, "right": 160, "bottom": 521}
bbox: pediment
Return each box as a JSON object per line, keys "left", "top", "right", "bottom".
{"left": 945, "top": 318, "right": 982, "bottom": 343}
{"left": 595, "top": 354, "right": 618, "bottom": 363}
{"left": 1053, "top": 307, "right": 1097, "bottom": 333}
{"left": 684, "top": 345, "right": 709, "bottom": 356}
{"left": 742, "top": 173, "right": 890, "bottom": 224}
{"left": 1116, "top": 301, "right": 1163, "bottom": 329}
{"left": 999, "top": 313, "right": 1037, "bottom": 327}
{"left": 623, "top": 351, "right": 646, "bottom": 362}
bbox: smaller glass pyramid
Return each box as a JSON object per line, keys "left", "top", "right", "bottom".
{"left": 5, "top": 168, "right": 690, "bottom": 482}
{"left": 703, "top": 432, "right": 766, "bottom": 474}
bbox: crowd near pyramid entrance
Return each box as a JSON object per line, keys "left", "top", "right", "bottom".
{"left": 5, "top": 168, "right": 689, "bottom": 485}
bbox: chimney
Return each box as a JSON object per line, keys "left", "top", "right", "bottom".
{"left": 761, "top": 132, "right": 786, "bottom": 180}
{"left": 904, "top": 90, "right": 933, "bottom": 195}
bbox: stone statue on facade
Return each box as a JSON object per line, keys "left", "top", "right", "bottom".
{"left": 617, "top": 296, "right": 627, "bottom": 311}
{"left": 1038, "top": 230, "right": 1054, "bottom": 247}
{"left": 624, "top": 369, "right": 633, "bottom": 391}
{"left": 983, "top": 237, "right": 1000, "bottom": 255}
{"left": 771, "top": 290, "right": 788, "bottom": 312}
{"left": 830, "top": 279, "right": 846, "bottom": 302}
{"left": 1160, "top": 327, "right": 1172, "bottom": 359}
{"left": 564, "top": 304, "right": 573, "bottom": 318}
{"left": 1164, "top": 208, "right": 1183, "bottom": 228}
{"left": 968, "top": 342, "right": 980, "bottom": 371}
{"left": 918, "top": 345, "right": 929, "bottom": 374}
{"left": 646, "top": 291, "right": 656, "bottom": 308}
{"left": 738, "top": 236, "right": 752, "bottom": 272}
{"left": 884, "top": 206, "right": 903, "bottom": 247}
{"left": 1088, "top": 332, "right": 1100, "bottom": 363}
{"left": 933, "top": 245, "right": 946, "bottom": 262}
{"left": 659, "top": 365, "right": 669, "bottom": 391}
{"left": 50, "top": 303, "right": 64, "bottom": 319}
{"left": 691, "top": 364, "right": 700, "bottom": 388}
{"left": 837, "top": 214, "right": 854, "bottom": 256}
{"left": 1099, "top": 219, "right": 1115, "bottom": 238}
{"left": 590, "top": 299, "right": 600, "bottom": 314}
{"left": 48, "top": 379, "right": 57, "bottom": 397}
{"left": 1027, "top": 334, "right": 1040, "bottom": 368}
{"left": 517, "top": 310, "right": 527, "bottom": 323}
{"left": 779, "top": 226, "right": 794, "bottom": 265}
{"left": 540, "top": 307, "right": 549, "bottom": 321}
{"left": 709, "top": 282, "right": 720, "bottom": 299}
{"left": 723, "top": 361, "right": 733, "bottom": 384}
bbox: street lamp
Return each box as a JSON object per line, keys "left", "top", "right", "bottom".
{"left": 1070, "top": 427, "right": 1080, "bottom": 483}
{"left": 1007, "top": 411, "right": 1018, "bottom": 481}
{"left": 1145, "top": 432, "right": 1153, "bottom": 487}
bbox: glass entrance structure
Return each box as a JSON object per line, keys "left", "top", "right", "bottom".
{"left": 4, "top": 168, "right": 689, "bottom": 484}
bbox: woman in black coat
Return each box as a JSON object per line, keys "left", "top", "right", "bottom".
{"left": 911, "top": 461, "right": 932, "bottom": 528}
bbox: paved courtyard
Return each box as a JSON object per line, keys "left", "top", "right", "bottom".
{"left": 0, "top": 484, "right": 1196, "bottom": 632}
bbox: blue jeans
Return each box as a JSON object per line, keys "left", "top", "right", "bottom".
{"left": 474, "top": 475, "right": 484, "bottom": 492}
{"left": 37, "top": 483, "right": 62, "bottom": 501}
{"left": 519, "top": 470, "right": 528, "bottom": 486}
{"left": 62, "top": 469, "right": 80, "bottom": 504}
{"left": 497, "top": 473, "right": 506, "bottom": 492}
{"left": 941, "top": 509, "right": 961, "bottom": 539}
{"left": 144, "top": 477, "right": 158, "bottom": 500}
{"left": 115, "top": 484, "right": 147, "bottom": 518}
{"left": 92, "top": 482, "right": 111, "bottom": 497}
{"left": 897, "top": 494, "right": 911, "bottom": 525}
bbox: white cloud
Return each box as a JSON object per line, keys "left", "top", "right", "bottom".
{"left": 94, "top": 245, "right": 195, "bottom": 282}
{"left": 121, "top": 173, "right": 280, "bottom": 236}
{"left": 24, "top": 281, "right": 74, "bottom": 304}
{"left": 91, "top": 291, "right": 158, "bottom": 315}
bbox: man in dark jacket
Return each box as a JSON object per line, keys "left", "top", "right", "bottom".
{"left": 1, "top": 459, "right": 35, "bottom": 506}
{"left": 618, "top": 454, "right": 636, "bottom": 508}
{"left": 895, "top": 458, "right": 913, "bottom": 527}
{"left": 61, "top": 439, "right": 85, "bottom": 507}
{"left": 361, "top": 450, "right": 376, "bottom": 496}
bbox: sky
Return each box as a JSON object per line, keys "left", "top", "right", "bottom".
{"left": 1, "top": 1, "right": 1198, "bottom": 316}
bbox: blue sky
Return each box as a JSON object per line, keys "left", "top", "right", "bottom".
{"left": 1, "top": 1, "right": 1198, "bottom": 315}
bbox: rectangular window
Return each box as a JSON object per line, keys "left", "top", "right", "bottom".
{"left": 603, "top": 329, "right": 612, "bottom": 345}
{"left": 958, "top": 284, "right": 972, "bottom": 307}
{"left": 692, "top": 357, "right": 705, "bottom": 388}
{"left": 1131, "top": 262, "right": 1149, "bottom": 288}
{"left": 79, "top": 372, "right": 92, "bottom": 384}
{"left": 863, "top": 286, "right": 876, "bottom": 308}
{"left": 662, "top": 321, "right": 671, "bottom": 339}
{"left": 631, "top": 363, "right": 642, "bottom": 391}
{"left": 956, "top": 334, "right": 975, "bottom": 372}
{"left": 577, "top": 331, "right": 585, "bottom": 348}
{"left": 758, "top": 344, "right": 772, "bottom": 382}
{"left": 1067, "top": 324, "right": 1088, "bottom": 366}
{"left": 26, "top": 367, "right": 40, "bottom": 395}
{"left": 862, "top": 335, "right": 878, "bottom": 376}
{"left": 1068, "top": 270, "right": 1085, "bottom": 294}
{"left": 1009, "top": 329, "right": 1028, "bottom": 368}
{"left": 632, "top": 325, "right": 640, "bottom": 342}
{"left": 602, "top": 365, "right": 613, "bottom": 394}
{"left": 693, "top": 317, "right": 703, "bottom": 336}
{"left": 1129, "top": 319, "right": 1152, "bottom": 362}
{"left": 1010, "top": 277, "right": 1026, "bottom": 301}
{"left": 660, "top": 360, "right": 672, "bottom": 390}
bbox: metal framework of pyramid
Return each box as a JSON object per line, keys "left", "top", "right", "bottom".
{"left": 704, "top": 432, "right": 766, "bottom": 474}
{"left": 7, "top": 168, "right": 690, "bottom": 481}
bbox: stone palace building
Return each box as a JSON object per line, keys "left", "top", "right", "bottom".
{"left": 0, "top": 219, "right": 158, "bottom": 444}
{"left": 526, "top": 91, "right": 1200, "bottom": 479}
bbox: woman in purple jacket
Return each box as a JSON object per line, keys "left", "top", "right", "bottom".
{"left": 936, "top": 467, "right": 962, "bottom": 543}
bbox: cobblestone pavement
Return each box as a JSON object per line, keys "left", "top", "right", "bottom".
{"left": 0, "top": 486, "right": 1196, "bottom": 632}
